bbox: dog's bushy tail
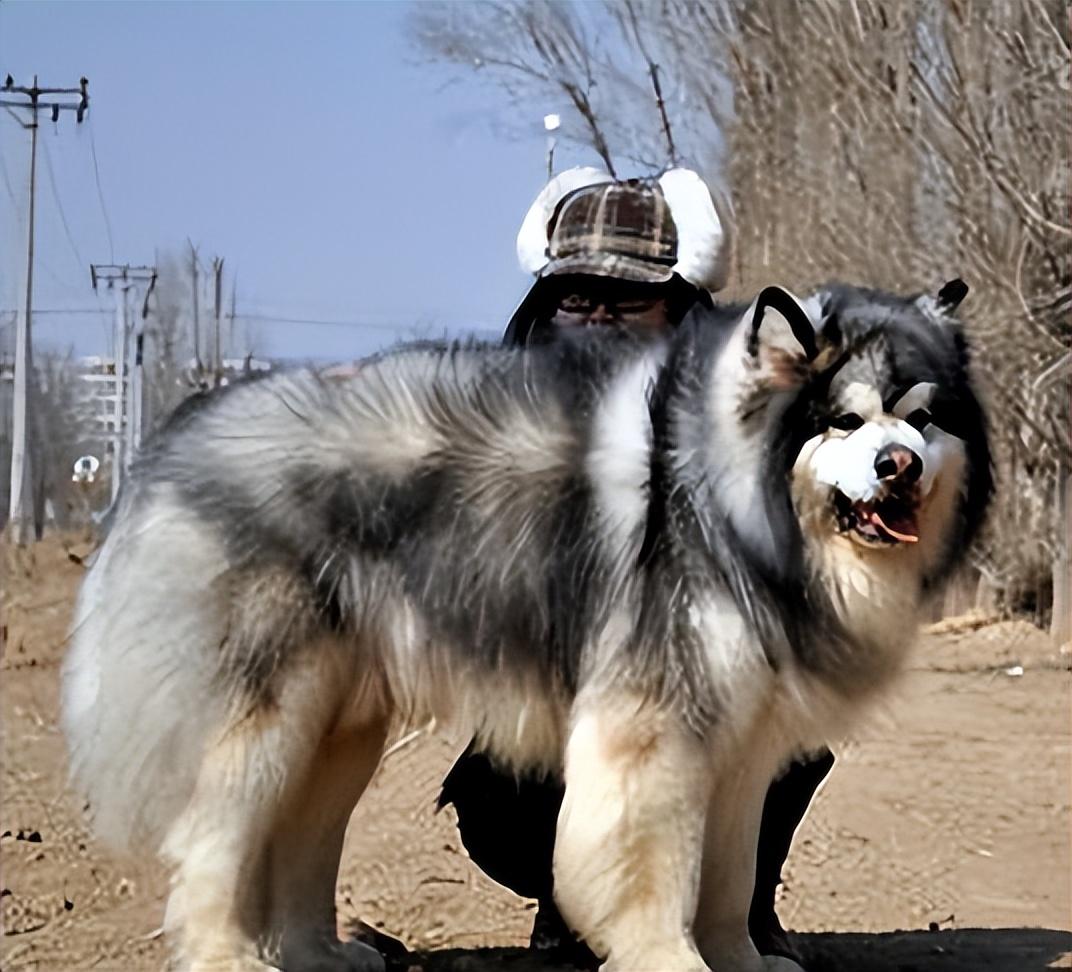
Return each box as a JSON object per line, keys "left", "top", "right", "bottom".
{"left": 61, "top": 491, "right": 232, "bottom": 853}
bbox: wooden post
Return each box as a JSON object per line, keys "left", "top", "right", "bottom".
{"left": 7, "top": 79, "right": 38, "bottom": 544}
{"left": 111, "top": 284, "right": 128, "bottom": 501}
{"left": 1053, "top": 471, "right": 1071, "bottom": 644}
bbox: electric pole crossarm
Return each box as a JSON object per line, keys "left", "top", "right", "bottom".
{"left": 0, "top": 99, "right": 84, "bottom": 111}
{"left": 1, "top": 76, "right": 89, "bottom": 123}
{"left": 2, "top": 77, "right": 87, "bottom": 95}
{"left": 2, "top": 87, "right": 83, "bottom": 95}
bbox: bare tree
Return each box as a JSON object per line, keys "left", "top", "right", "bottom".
{"left": 722, "top": 0, "right": 1070, "bottom": 626}
{"left": 143, "top": 250, "right": 201, "bottom": 432}
{"left": 414, "top": 0, "right": 1071, "bottom": 629}
{"left": 141, "top": 246, "right": 258, "bottom": 435}
{"left": 412, "top": 1, "right": 732, "bottom": 176}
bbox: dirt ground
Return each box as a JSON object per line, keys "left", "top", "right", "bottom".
{"left": 2, "top": 536, "right": 1070, "bottom": 971}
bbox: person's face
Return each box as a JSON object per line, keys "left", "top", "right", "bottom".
{"left": 550, "top": 280, "right": 672, "bottom": 338}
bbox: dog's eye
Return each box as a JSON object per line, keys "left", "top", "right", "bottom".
{"left": 905, "top": 408, "right": 932, "bottom": 431}
{"left": 829, "top": 413, "right": 864, "bottom": 432}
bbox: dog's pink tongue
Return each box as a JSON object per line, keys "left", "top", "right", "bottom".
{"left": 870, "top": 509, "right": 919, "bottom": 543}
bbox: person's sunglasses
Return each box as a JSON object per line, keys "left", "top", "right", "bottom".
{"left": 556, "top": 293, "right": 664, "bottom": 317}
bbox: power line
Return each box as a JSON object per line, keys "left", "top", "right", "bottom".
{"left": 0, "top": 125, "right": 73, "bottom": 287}
{"left": 0, "top": 140, "right": 73, "bottom": 290}
{"left": 2, "top": 105, "right": 25, "bottom": 127}
{"left": 234, "top": 312, "right": 418, "bottom": 333}
{"left": 0, "top": 307, "right": 450, "bottom": 332}
{"left": 0, "top": 305, "right": 493, "bottom": 328}
{"left": 87, "top": 118, "right": 114, "bottom": 262}
{"left": 39, "top": 134, "right": 84, "bottom": 270}
{"left": 0, "top": 148, "right": 18, "bottom": 210}
{"left": 0, "top": 308, "right": 112, "bottom": 315}
{"left": 0, "top": 306, "right": 500, "bottom": 342}
{"left": 237, "top": 313, "right": 501, "bottom": 341}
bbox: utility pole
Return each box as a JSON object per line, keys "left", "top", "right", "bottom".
{"left": 212, "top": 256, "right": 224, "bottom": 385}
{"left": 131, "top": 312, "right": 145, "bottom": 456}
{"left": 1, "top": 74, "right": 88, "bottom": 544}
{"left": 127, "top": 274, "right": 156, "bottom": 467}
{"left": 189, "top": 241, "right": 201, "bottom": 377}
{"left": 543, "top": 113, "right": 560, "bottom": 179}
{"left": 90, "top": 264, "right": 156, "bottom": 502}
{"left": 229, "top": 274, "right": 238, "bottom": 368}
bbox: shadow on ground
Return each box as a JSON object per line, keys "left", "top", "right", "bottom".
{"left": 798, "top": 928, "right": 1072, "bottom": 971}
{"left": 385, "top": 928, "right": 1071, "bottom": 971}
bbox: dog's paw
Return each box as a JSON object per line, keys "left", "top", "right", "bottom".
{"left": 285, "top": 943, "right": 385, "bottom": 972}
{"left": 762, "top": 957, "right": 806, "bottom": 972}
{"left": 185, "top": 958, "right": 280, "bottom": 972}
{"left": 600, "top": 945, "right": 710, "bottom": 971}
{"left": 338, "top": 940, "right": 386, "bottom": 972}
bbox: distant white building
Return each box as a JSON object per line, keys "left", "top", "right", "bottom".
{"left": 0, "top": 353, "right": 276, "bottom": 523}
{"left": 76, "top": 354, "right": 273, "bottom": 443}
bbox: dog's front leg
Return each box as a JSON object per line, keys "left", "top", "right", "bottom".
{"left": 553, "top": 694, "right": 713, "bottom": 972}
{"left": 693, "top": 739, "right": 805, "bottom": 972}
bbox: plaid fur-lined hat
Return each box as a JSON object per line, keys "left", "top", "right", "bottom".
{"left": 506, "top": 166, "right": 732, "bottom": 344}
{"left": 542, "top": 180, "right": 678, "bottom": 284}
{"left": 516, "top": 166, "right": 731, "bottom": 292}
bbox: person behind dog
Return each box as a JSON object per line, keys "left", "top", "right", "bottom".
{"left": 439, "top": 167, "right": 836, "bottom": 964}
{"left": 501, "top": 166, "right": 722, "bottom": 345}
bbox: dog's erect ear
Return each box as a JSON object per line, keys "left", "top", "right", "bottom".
{"left": 747, "top": 286, "right": 819, "bottom": 362}
{"left": 918, "top": 278, "right": 968, "bottom": 324}
{"left": 936, "top": 278, "right": 968, "bottom": 312}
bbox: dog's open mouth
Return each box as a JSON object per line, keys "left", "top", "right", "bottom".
{"left": 834, "top": 490, "right": 920, "bottom": 545}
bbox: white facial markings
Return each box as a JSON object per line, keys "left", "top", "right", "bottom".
{"left": 891, "top": 381, "right": 937, "bottom": 419}
{"left": 809, "top": 417, "right": 930, "bottom": 502}
{"left": 801, "top": 380, "right": 947, "bottom": 502}
{"left": 810, "top": 424, "right": 881, "bottom": 502}
{"left": 839, "top": 382, "right": 883, "bottom": 419}
{"left": 915, "top": 422, "right": 963, "bottom": 498}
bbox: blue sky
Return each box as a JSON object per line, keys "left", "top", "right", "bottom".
{"left": 0, "top": 1, "right": 578, "bottom": 360}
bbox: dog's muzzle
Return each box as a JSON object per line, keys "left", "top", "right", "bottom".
{"left": 833, "top": 444, "right": 923, "bottom": 546}
{"left": 874, "top": 443, "right": 922, "bottom": 486}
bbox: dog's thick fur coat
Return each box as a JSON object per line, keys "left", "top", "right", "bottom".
{"left": 63, "top": 283, "right": 989, "bottom": 972}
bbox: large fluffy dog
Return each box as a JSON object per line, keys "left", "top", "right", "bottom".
{"left": 62, "top": 282, "right": 989, "bottom": 972}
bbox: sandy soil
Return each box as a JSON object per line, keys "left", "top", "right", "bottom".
{"left": 2, "top": 536, "right": 1070, "bottom": 971}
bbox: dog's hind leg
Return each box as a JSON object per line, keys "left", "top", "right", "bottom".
{"left": 553, "top": 695, "right": 713, "bottom": 972}
{"left": 163, "top": 710, "right": 297, "bottom": 971}
{"left": 163, "top": 649, "right": 378, "bottom": 972}
{"left": 693, "top": 737, "right": 806, "bottom": 972}
{"left": 266, "top": 720, "right": 388, "bottom": 972}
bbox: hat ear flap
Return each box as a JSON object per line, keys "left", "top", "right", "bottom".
{"left": 748, "top": 286, "right": 819, "bottom": 362}
{"left": 657, "top": 168, "right": 733, "bottom": 292}
{"left": 516, "top": 167, "right": 614, "bottom": 275}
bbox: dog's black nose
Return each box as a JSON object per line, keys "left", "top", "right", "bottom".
{"left": 875, "top": 444, "right": 922, "bottom": 484}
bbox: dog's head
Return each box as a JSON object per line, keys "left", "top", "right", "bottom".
{"left": 710, "top": 280, "right": 991, "bottom": 588}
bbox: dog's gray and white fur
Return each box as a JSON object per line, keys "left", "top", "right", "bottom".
{"left": 62, "top": 282, "right": 989, "bottom": 972}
